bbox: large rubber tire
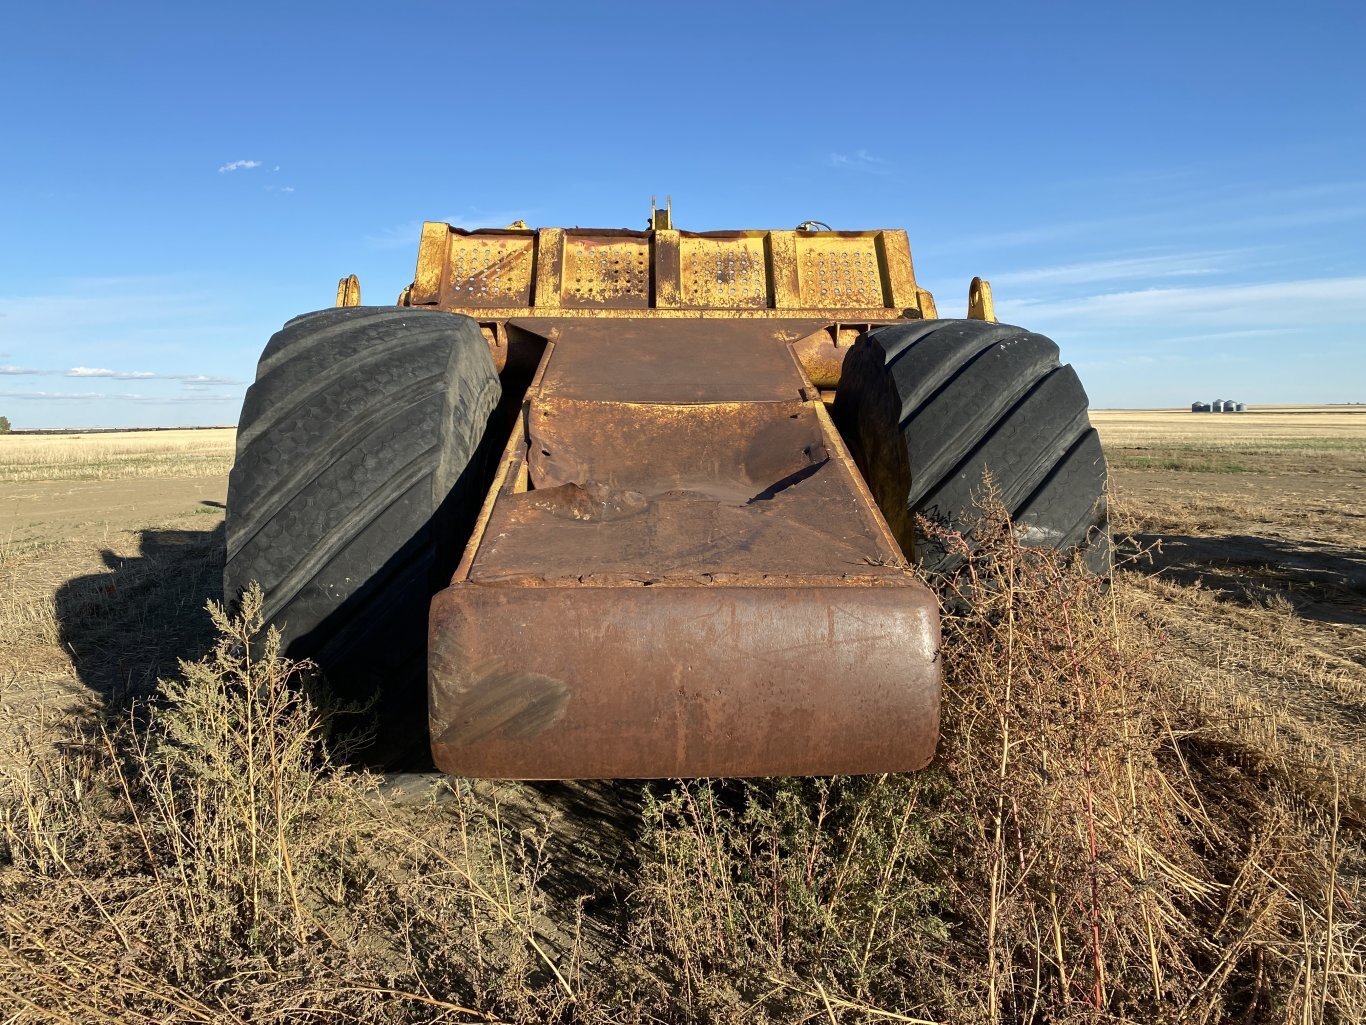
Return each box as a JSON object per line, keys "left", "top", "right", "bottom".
{"left": 833, "top": 319, "right": 1109, "bottom": 576}
{"left": 225, "top": 307, "right": 502, "bottom": 763}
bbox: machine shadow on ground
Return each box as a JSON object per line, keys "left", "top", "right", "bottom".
{"left": 54, "top": 512, "right": 225, "bottom": 708}
{"left": 1121, "top": 530, "right": 1366, "bottom": 628}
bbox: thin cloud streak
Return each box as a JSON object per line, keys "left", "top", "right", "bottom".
{"left": 1005, "top": 274, "right": 1366, "bottom": 327}
{"left": 366, "top": 211, "right": 532, "bottom": 249}
{"left": 940, "top": 179, "right": 1366, "bottom": 256}
{"left": 0, "top": 389, "right": 105, "bottom": 400}
{"left": 0, "top": 389, "right": 241, "bottom": 404}
{"left": 992, "top": 250, "right": 1252, "bottom": 288}
{"left": 69, "top": 366, "right": 156, "bottom": 379}
{"left": 828, "top": 150, "right": 889, "bottom": 174}
{"left": 218, "top": 159, "right": 261, "bottom": 173}
{"left": 64, "top": 367, "right": 240, "bottom": 383}
{"left": 1, "top": 367, "right": 241, "bottom": 384}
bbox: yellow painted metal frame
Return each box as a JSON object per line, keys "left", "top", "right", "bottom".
{"left": 968, "top": 276, "right": 996, "bottom": 322}
{"left": 335, "top": 274, "right": 361, "bottom": 307}
{"left": 408, "top": 221, "right": 932, "bottom": 321}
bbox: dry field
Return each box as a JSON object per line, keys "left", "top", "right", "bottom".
{"left": 0, "top": 413, "right": 1362, "bottom": 1023}
{"left": 1093, "top": 406, "right": 1366, "bottom": 802}
{"left": 0, "top": 428, "right": 236, "bottom": 483}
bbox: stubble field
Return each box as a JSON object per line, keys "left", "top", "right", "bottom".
{"left": 0, "top": 409, "right": 1362, "bottom": 1023}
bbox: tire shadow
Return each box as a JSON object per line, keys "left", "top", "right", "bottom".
{"left": 1121, "top": 530, "right": 1366, "bottom": 627}
{"left": 54, "top": 517, "right": 225, "bottom": 708}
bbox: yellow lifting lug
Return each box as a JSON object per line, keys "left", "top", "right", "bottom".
{"left": 336, "top": 274, "right": 361, "bottom": 308}
{"left": 967, "top": 276, "right": 995, "bottom": 322}
{"left": 650, "top": 194, "right": 672, "bottom": 231}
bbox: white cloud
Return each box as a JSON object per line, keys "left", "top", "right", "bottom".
{"left": 0, "top": 389, "right": 239, "bottom": 404}
{"left": 218, "top": 159, "right": 262, "bottom": 173}
{"left": 65, "top": 367, "right": 242, "bottom": 385}
{"left": 125, "top": 392, "right": 241, "bottom": 404}
{"left": 828, "top": 150, "right": 888, "bottom": 172}
{"left": 179, "top": 374, "right": 240, "bottom": 385}
{"left": 1, "top": 364, "right": 44, "bottom": 375}
{"left": 0, "top": 389, "right": 104, "bottom": 400}
{"left": 68, "top": 366, "right": 157, "bottom": 379}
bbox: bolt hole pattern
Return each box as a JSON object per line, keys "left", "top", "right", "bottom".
{"left": 798, "top": 240, "right": 885, "bottom": 307}
{"left": 448, "top": 238, "right": 534, "bottom": 305}
{"left": 681, "top": 239, "right": 769, "bottom": 308}
{"left": 564, "top": 240, "right": 650, "bottom": 304}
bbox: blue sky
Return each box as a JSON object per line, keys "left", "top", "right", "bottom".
{"left": 2, "top": 1, "right": 1363, "bottom": 427}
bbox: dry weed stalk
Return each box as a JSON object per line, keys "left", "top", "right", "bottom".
{"left": 0, "top": 585, "right": 584, "bottom": 1023}
{"left": 1, "top": 488, "right": 1361, "bottom": 1023}
{"left": 626, "top": 484, "right": 1363, "bottom": 1024}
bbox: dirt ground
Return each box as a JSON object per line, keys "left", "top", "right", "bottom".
{"left": 1093, "top": 407, "right": 1366, "bottom": 806}
{"left": 0, "top": 465, "right": 228, "bottom": 757}
{"left": 2, "top": 412, "right": 1363, "bottom": 793}
{"left": 1, "top": 414, "right": 1362, "bottom": 1022}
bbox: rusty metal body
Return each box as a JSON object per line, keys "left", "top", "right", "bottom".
{"left": 408, "top": 217, "right": 944, "bottom": 778}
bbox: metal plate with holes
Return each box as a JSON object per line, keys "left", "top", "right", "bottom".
{"left": 796, "top": 235, "right": 886, "bottom": 308}
{"left": 680, "top": 236, "right": 769, "bottom": 308}
{"left": 447, "top": 235, "right": 534, "bottom": 307}
{"left": 562, "top": 236, "right": 651, "bottom": 308}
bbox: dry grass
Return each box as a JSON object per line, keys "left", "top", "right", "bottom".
{"left": 1, "top": 587, "right": 586, "bottom": 1023}
{"left": 1092, "top": 407, "right": 1366, "bottom": 475}
{"left": 622, "top": 494, "right": 1364, "bottom": 1024}
{"left": 0, "top": 410, "right": 1363, "bottom": 1022}
{"left": 0, "top": 428, "right": 236, "bottom": 482}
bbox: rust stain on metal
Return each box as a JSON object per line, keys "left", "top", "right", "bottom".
{"left": 407, "top": 211, "right": 945, "bottom": 779}
{"left": 429, "top": 313, "right": 941, "bottom": 778}
{"left": 430, "top": 584, "right": 937, "bottom": 778}
{"left": 523, "top": 480, "right": 648, "bottom": 521}
{"left": 428, "top": 647, "right": 569, "bottom": 747}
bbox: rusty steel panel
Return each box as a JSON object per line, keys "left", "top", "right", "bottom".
{"left": 532, "top": 318, "right": 821, "bottom": 403}
{"left": 484, "top": 405, "right": 907, "bottom": 585}
{"left": 428, "top": 316, "right": 941, "bottom": 778}
{"left": 429, "top": 583, "right": 940, "bottom": 779}
{"left": 791, "top": 325, "right": 871, "bottom": 390}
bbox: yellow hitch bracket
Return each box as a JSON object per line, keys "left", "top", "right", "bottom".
{"left": 967, "top": 276, "right": 995, "bottom": 322}
{"left": 336, "top": 274, "right": 361, "bottom": 307}
{"left": 650, "top": 195, "right": 672, "bottom": 230}
{"left": 917, "top": 287, "right": 938, "bottom": 320}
